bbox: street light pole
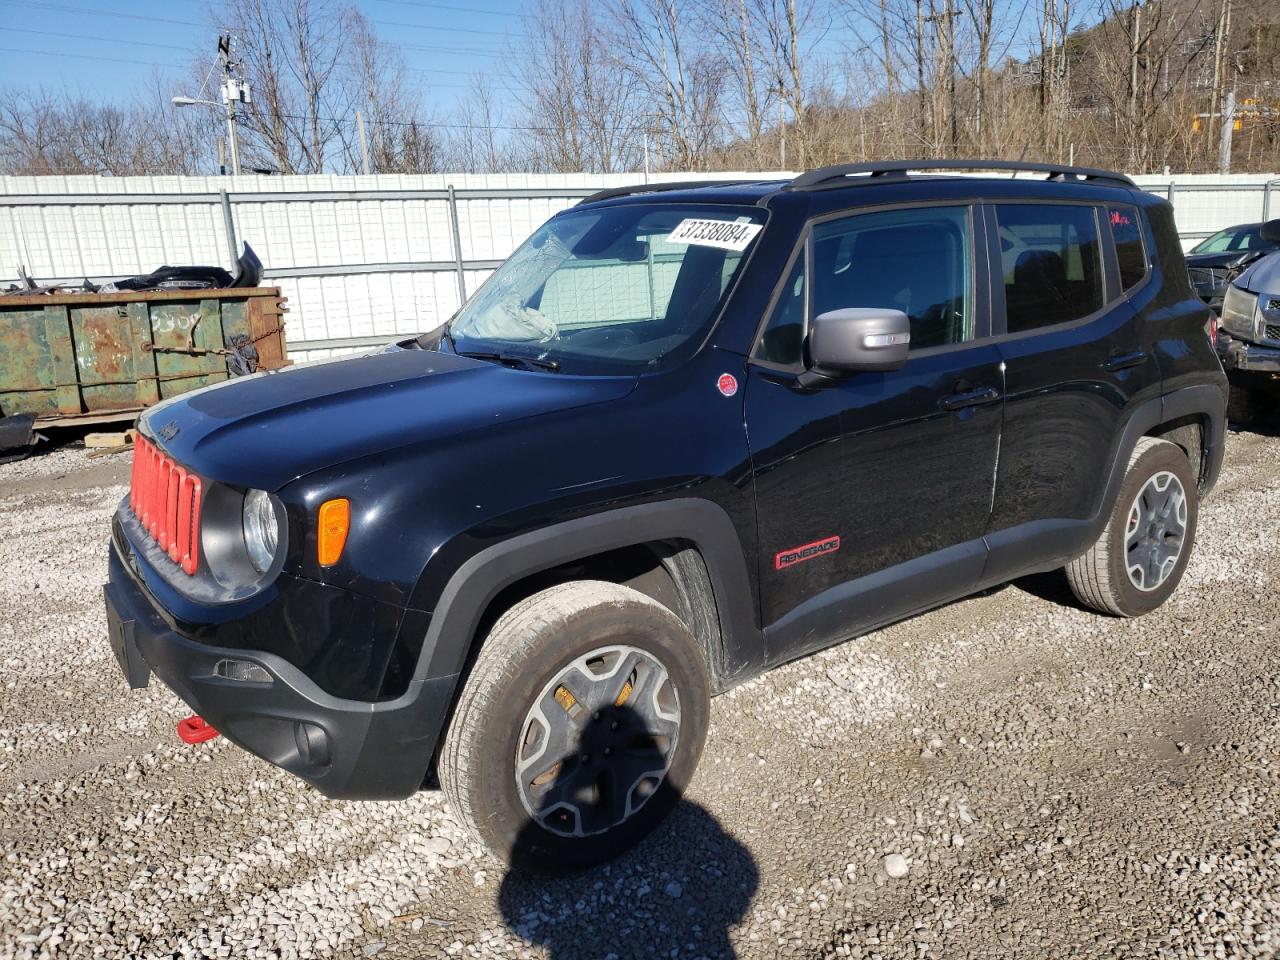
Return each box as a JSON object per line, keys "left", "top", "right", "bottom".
{"left": 225, "top": 86, "right": 242, "bottom": 176}
{"left": 173, "top": 34, "right": 246, "bottom": 177}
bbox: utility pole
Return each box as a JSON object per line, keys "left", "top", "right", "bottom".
{"left": 218, "top": 35, "right": 245, "bottom": 176}
{"left": 172, "top": 34, "right": 249, "bottom": 176}
{"left": 778, "top": 97, "right": 786, "bottom": 169}
{"left": 1219, "top": 87, "right": 1236, "bottom": 174}
{"left": 925, "top": 3, "right": 959, "bottom": 155}
{"left": 356, "top": 110, "right": 371, "bottom": 175}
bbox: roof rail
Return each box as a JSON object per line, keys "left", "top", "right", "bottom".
{"left": 577, "top": 179, "right": 750, "bottom": 206}
{"left": 786, "top": 159, "right": 1134, "bottom": 191}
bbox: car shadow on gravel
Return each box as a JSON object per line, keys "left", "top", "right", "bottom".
{"left": 497, "top": 706, "right": 758, "bottom": 958}
{"left": 1011, "top": 568, "right": 1093, "bottom": 612}
{"left": 499, "top": 801, "right": 756, "bottom": 958}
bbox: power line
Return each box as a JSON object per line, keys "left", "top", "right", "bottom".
{"left": 1, "top": 0, "right": 514, "bottom": 42}
{"left": 395, "top": 39, "right": 509, "bottom": 55}
{"left": 0, "top": 45, "right": 485, "bottom": 88}
{"left": 270, "top": 109, "right": 773, "bottom": 135}
{"left": 370, "top": 0, "right": 511, "bottom": 16}
{"left": 362, "top": 15, "right": 513, "bottom": 37}
{"left": 0, "top": 45, "right": 185, "bottom": 68}
{"left": 0, "top": 0, "right": 201, "bottom": 28}
{"left": 4, "top": 27, "right": 192, "bottom": 51}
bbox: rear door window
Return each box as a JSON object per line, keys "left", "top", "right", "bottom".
{"left": 995, "top": 204, "right": 1104, "bottom": 333}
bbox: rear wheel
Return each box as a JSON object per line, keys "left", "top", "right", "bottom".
{"left": 439, "top": 580, "right": 710, "bottom": 872}
{"left": 1065, "top": 436, "right": 1198, "bottom": 617}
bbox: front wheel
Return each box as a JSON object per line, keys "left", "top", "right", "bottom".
{"left": 438, "top": 580, "right": 710, "bottom": 872}
{"left": 1065, "top": 436, "right": 1199, "bottom": 617}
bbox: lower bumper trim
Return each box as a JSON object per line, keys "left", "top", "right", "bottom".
{"left": 105, "top": 541, "right": 457, "bottom": 800}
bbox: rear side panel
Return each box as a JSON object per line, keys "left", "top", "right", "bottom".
{"left": 1142, "top": 200, "right": 1226, "bottom": 400}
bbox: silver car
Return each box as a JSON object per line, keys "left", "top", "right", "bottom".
{"left": 1217, "top": 244, "right": 1280, "bottom": 398}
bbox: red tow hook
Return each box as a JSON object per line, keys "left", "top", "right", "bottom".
{"left": 176, "top": 715, "right": 220, "bottom": 744}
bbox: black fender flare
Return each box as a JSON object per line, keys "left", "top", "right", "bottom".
{"left": 1102, "top": 384, "right": 1227, "bottom": 514}
{"left": 1160, "top": 382, "right": 1227, "bottom": 494}
{"left": 981, "top": 382, "right": 1227, "bottom": 583}
{"left": 413, "top": 498, "right": 764, "bottom": 689}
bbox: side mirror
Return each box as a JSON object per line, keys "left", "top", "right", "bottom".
{"left": 1260, "top": 219, "right": 1280, "bottom": 245}
{"left": 806, "top": 308, "right": 911, "bottom": 379}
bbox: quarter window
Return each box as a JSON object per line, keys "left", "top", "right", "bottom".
{"left": 754, "top": 256, "right": 806, "bottom": 366}
{"left": 996, "top": 204, "right": 1104, "bottom": 332}
{"left": 1108, "top": 205, "right": 1147, "bottom": 291}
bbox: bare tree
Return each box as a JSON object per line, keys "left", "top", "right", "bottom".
{"left": 345, "top": 12, "right": 442, "bottom": 173}
{"left": 694, "top": 0, "right": 774, "bottom": 166}
{"left": 219, "top": 0, "right": 359, "bottom": 173}
{"left": 516, "top": 0, "right": 645, "bottom": 172}
{"left": 610, "top": 0, "right": 726, "bottom": 170}
{"left": 443, "top": 75, "right": 512, "bottom": 173}
{"left": 0, "top": 76, "right": 222, "bottom": 176}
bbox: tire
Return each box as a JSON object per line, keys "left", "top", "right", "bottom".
{"left": 438, "top": 580, "right": 710, "bottom": 873}
{"left": 1226, "top": 372, "right": 1279, "bottom": 429}
{"left": 1065, "top": 436, "right": 1199, "bottom": 617}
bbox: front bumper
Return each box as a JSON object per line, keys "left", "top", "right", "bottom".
{"left": 104, "top": 541, "right": 457, "bottom": 800}
{"left": 1217, "top": 331, "right": 1280, "bottom": 373}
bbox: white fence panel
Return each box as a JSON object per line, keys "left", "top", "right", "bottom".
{"left": 2, "top": 170, "right": 1276, "bottom": 362}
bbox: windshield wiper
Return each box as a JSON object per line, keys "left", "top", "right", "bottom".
{"left": 458, "top": 350, "right": 561, "bottom": 372}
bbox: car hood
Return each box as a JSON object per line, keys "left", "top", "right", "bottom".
{"left": 1184, "top": 250, "right": 1254, "bottom": 269}
{"left": 139, "top": 348, "right": 637, "bottom": 490}
{"left": 1235, "top": 251, "right": 1280, "bottom": 295}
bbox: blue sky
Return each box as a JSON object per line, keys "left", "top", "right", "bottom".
{"left": 0, "top": 0, "right": 1044, "bottom": 124}
{"left": 0, "top": 0, "right": 524, "bottom": 113}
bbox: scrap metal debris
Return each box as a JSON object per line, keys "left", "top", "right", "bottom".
{"left": 0, "top": 413, "right": 42, "bottom": 464}
{"left": 5, "top": 244, "right": 263, "bottom": 296}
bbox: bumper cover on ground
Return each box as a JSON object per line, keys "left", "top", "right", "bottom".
{"left": 104, "top": 542, "right": 456, "bottom": 800}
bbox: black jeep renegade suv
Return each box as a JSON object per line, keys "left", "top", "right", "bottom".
{"left": 104, "top": 160, "right": 1226, "bottom": 870}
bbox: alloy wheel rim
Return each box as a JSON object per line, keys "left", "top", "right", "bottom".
{"left": 515, "top": 644, "right": 681, "bottom": 838}
{"left": 1125, "top": 470, "right": 1188, "bottom": 592}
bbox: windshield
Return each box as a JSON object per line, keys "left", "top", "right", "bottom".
{"left": 1192, "top": 226, "right": 1266, "bottom": 254}
{"left": 447, "top": 203, "right": 766, "bottom": 374}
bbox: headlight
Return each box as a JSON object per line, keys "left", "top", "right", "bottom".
{"left": 242, "top": 489, "right": 279, "bottom": 574}
{"left": 1220, "top": 284, "right": 1260, "bottom": 341}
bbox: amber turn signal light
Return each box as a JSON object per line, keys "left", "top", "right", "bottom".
{"left": 317, "top": 498, "right": 350, "bottom": 567}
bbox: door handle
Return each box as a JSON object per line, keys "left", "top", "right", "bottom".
{"left": 1103, "top": 349, "right": 1147, "bottom": 372}
{"left": 940, "top": 386, "right": 1000, "bottom": 411}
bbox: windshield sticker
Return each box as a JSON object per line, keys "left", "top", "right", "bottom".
{"left": 666, "top": 218, "right": 762, "bottom": 251}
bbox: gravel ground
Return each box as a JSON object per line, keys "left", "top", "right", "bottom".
{"left": 1, "top": 424, "right": 1278, "bottom": 960}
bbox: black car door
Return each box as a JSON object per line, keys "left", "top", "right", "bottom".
{"left": 980, "top": 200, "right": 1163, "bottom": 583}
{"left": 745, "top": 202, "right": 1004, "bottom": 664}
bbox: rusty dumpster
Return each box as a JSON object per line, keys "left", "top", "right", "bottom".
{"left": 0, "top": 287, "right": 288, "bottom": 428}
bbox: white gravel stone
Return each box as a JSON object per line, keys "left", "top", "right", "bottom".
{"left": 884, "top": 854, "right": 910, "bottom": 879}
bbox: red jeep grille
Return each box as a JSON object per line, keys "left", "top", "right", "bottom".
{"left": 129, "top": 435, "right": 202, "bottom": 575}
